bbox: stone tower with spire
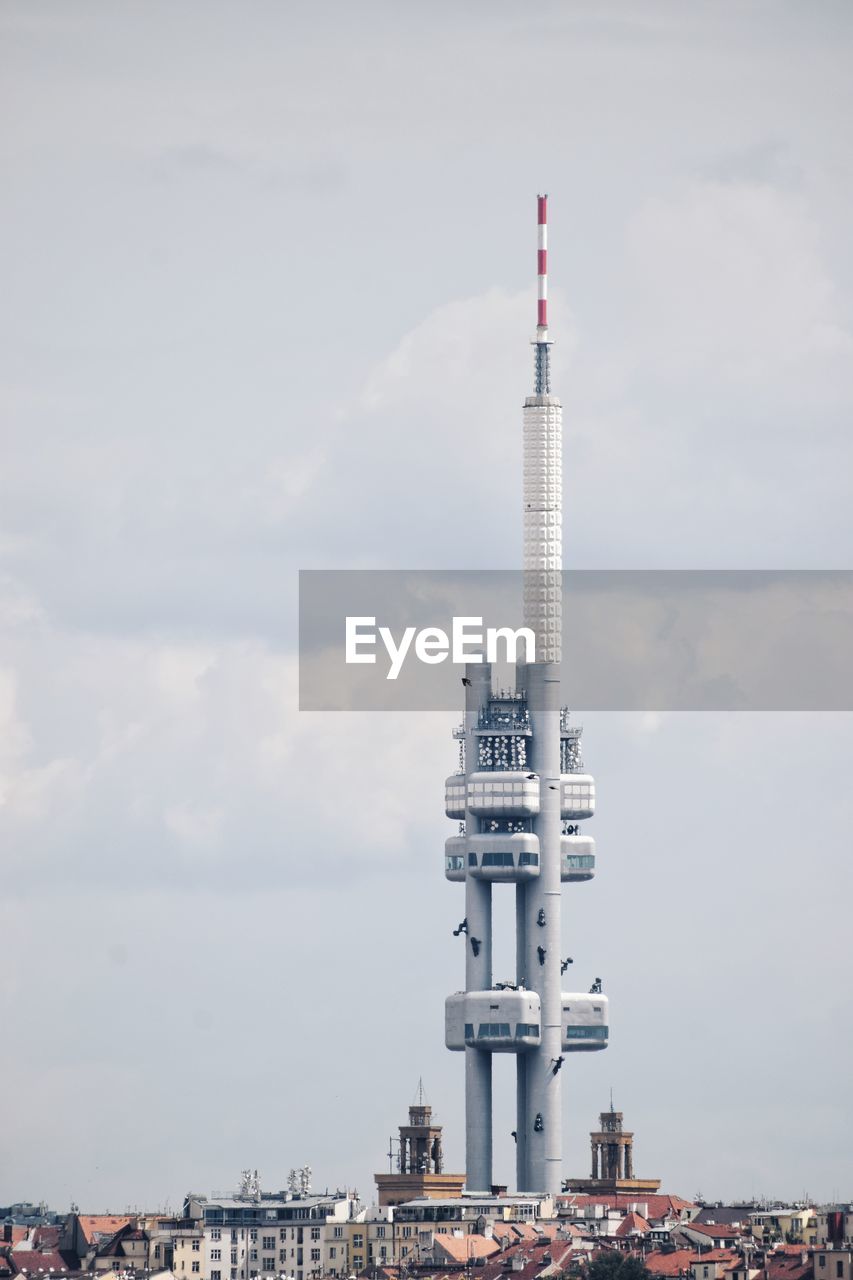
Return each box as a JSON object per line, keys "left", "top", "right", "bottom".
{"left": 563, "top": 1098, "right": 661, "bottom": 1194}
{"left": 374, "top": 1082, "right": 466, "bottom": 1207}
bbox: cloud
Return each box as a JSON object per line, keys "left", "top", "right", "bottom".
{"left": 625, "top": 178, "right": 852, "bottom": 379}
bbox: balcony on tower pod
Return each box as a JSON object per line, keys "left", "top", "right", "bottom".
{"left": 468, "top": 772, "right": 541, "bottom": 817}
{"left": 561, "top": 993, "right": 609, "bottom": 1051}
{"left": 560, "top": 774, "right": 595, "bottom": 820}
{"left": 446, "top": 989, "right": 542, "bottom": 1053}
{"left": 445, "top": 830, "right": 541, "bottom": 883}
{"left": 560, "top": 830, "right": 596, "bottom": 882}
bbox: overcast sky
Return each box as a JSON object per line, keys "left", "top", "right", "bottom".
{"left": 2, "top": 1, "right": 853, "bottom": 1214}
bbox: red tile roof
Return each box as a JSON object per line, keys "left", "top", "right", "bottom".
{"left": 645, "top": 1250, "right": 703, "bottom": 1276}
{"left": 491, "top": 1224, "right": 539, "bottom": 1243}
{"left": 432, "top": 1236, "right": 501, "bottom": 1264}
{"left": 766, "top": 1256, "right": 813, "bottom": 1280}
{"left": 6, "top": 1250, "right": 73, "bottom": 1275}
{"left": 615, "top": 1213, "right": 651, "bottom": 1237}
{"left": 29, "top": 1233, "right": 61, "bottom": 1253}
{"left": 480, "top": 1241, "right": 573, "bottom": 1280}
{"left": 76, "top": 1218, "right": 132, "bottom": 1245}
{"left": 559, "top": 1194, "right": 696, "bottom": 1221}
{"left": 644, "top": 1249, "right": 737, "bottom": 1276}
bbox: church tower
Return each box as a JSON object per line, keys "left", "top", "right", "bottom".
{"left": 374, "top": 1082, "right": 466, "bottom": 1207}
{"left": 563, "top": 1099, "right": 661, "bottom": 1194}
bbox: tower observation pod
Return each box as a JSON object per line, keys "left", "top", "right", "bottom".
{"left": 444, "top": 196, "right": 608, "bottom": 1197}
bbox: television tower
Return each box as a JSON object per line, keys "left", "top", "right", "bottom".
{"left": 444, "top": 196, "right": 609, "bottom": 1195}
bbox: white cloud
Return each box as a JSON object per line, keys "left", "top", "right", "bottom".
{"left": 625, "top": 178, "right": 853, "bottom": 379}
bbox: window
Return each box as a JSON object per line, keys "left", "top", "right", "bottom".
{"left": 375, "top": 1227, "right": 386, "bottom": 1239}
{"left": 193, "top": 1241, "right": 201, "bottom": 1252}
{"left": 835, "top": 1265, "right": 842, "bottom": 1279}
{"left": 211, "top": 1230, "right": 222, "bottom": 1242}
{"left": 468, "top": 853, "right": 477, "bottom": 866}
{"left": 380, "top": 1247, "right": 387, "bottom": 1260}
{"left": 212, "top": 1272, "right": 221, "bottom": 1280}
{"left": 250, "top": 1231, "right": 258, "bottom": 1244}
{"left": 231, "top": 1271, "right": 237, "bottom": 1280}
{"left": 155, "top": 1247, "right": 161, "bottom": 1259}
{"left": 211, "top": 1250, "right": 221, "bottom": 1261}
{"left": 516, "top": 1023, "right": 540, "bottom": 1037}
{"left": 262, "top": 1238, "right": 275, "bottom": 1251}
{"left": 280, "top": 1252, "right": 287, "bottom": 1263}
{"left": 518, "top": 851, "right": 539, "bottom": 866}
{"left": 333, "top": 1227, "right": 343, "bottom": 1239}
{"left": 262, "top": 1259, "right": 275, "bottom": 1272}
{"left": 280, "top": 1231, "right": 287, "bottom": 1241}
{"left": 192, "top": 1264, "right": 200, "bottom": 1274}
{"left": 353, "top": 1236, "right": 364, "bottom": 1249}
{"left": 478, "top": 1022, "right": 511, "bottom": 1038}
{"left": 464, "top": 1022, "right": 474, "bottom": 1039}
{"left": 231, "top": 1231, "right": 239, "bottom": 1243}
{"left": 231, "top": 1252, "right": 238, "bottom": 1265}
{"left": 250, "top": 1250, "right": 258, "bottom": 1262}
{"left": 330, "top": 1249, "right": 336, "bottom": 1259}
{"left": 311, "top": 1250, "right": 321, "bottom": 1263}
{"left": 311, "top": 1228, "right": 321, "bottom": 1242}
{"left": 566, "top": 1025, "right": 608, "bottom": 1039}
{"left": 403, "top": 1228, "right": 412, "bottom": 1238}
{"left": 446, "top": 855, "right": 464, "bottom": 871}
{"left": 818, "top": 1258, "right": 826, "bottom": 1268}
{"left": 482, "top": 851, "right": 514, "bottom": 866}
{"left": 566, "top": 854, "right": 593, "bottom": 869}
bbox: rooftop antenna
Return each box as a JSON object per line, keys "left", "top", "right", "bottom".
{"left": 414, "top": 1077, "right": 428, "bottom": 1107}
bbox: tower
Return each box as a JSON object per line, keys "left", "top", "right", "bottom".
{"left": 563, "top": 1100, "right": 661, "bottom": 1194}
{"left": 374, "top": 1081, "right": 466, "bottom": 1207}
{"left": 444, "top": 196, "right": 609, "bottom": 1195}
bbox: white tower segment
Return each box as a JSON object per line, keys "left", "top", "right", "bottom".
{"left": 444, "top": 195, "right": 607, "bottom": 1197}
{"left": 524, "top": 195, "right": 562, "bottom": 667}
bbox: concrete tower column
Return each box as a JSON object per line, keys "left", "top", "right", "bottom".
{"left": 464, "top": 661, "right": 493, "bottom": 1192}
{"left": 520, "top": 660, "right": 563, "bottom": 1195}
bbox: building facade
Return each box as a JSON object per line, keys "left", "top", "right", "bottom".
{"left": 181, "top": 1190, "right": 362, "bottom": 1280}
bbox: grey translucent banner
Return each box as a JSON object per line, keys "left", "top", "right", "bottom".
{"left": 298, "top": 570, "right": 853, "bottom": 711}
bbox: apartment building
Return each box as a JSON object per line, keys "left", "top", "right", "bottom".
{"left": 180, "top": 1190, "right": 362, "bottom": 1280}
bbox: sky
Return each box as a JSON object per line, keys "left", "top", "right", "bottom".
{"left": 1, "top": 0, "right": 853, "bottom": 1213}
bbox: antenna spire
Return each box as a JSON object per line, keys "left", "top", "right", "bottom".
{"left": 534, "top": 194, "right": 553, "bottom": 394}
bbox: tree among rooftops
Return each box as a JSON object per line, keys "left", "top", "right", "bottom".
{"left": 580, "top": 1253, "right": 652, "bottom": 1280}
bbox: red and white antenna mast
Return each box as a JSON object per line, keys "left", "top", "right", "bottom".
{"left": 534, "top": 193, "right": 553, "bottom": 394}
